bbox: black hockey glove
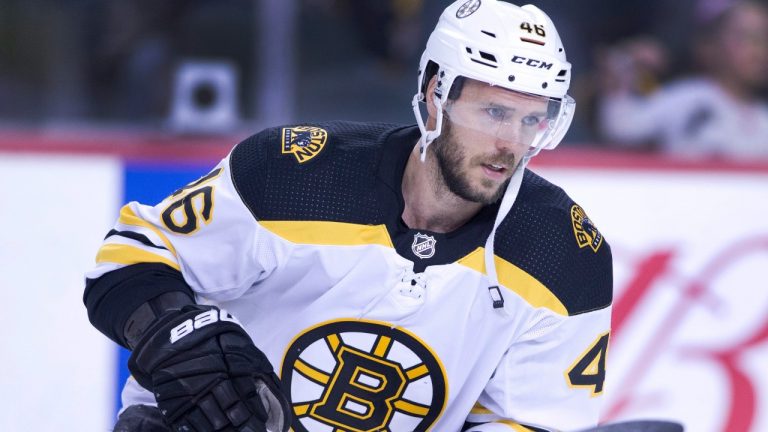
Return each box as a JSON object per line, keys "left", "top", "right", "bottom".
{"left": 127, "top": 305, "right": 291, "bottom": 432}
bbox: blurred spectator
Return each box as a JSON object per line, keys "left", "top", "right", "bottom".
{"left": 596, "top": 0, "right": 768, "bottom": 160}
{"left": 523, "top": 0, "right": 686, "bottom": 143}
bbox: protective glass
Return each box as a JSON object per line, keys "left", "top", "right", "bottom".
{"left": 442, "top": 83, "right": 575, "bottom": 154}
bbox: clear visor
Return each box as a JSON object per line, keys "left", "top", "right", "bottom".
{"left": 442, "top": 81, "right": 575, "bottom": 154}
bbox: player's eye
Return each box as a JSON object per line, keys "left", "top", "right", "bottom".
{"left": 521, "top": 115, "right": 543, "bottom": 127}
{"left": 484, "top": 107, "right": 507, "bottom": 122}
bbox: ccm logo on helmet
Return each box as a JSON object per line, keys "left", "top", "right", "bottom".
{"left": 511, "top": 55, "right": 553, "bottom": 70}
{"left": 169, "top": 309, "right": 242, "bottom": 343}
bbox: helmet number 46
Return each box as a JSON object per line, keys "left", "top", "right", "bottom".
{"left": 520, "top": 22, "right": 546, "bottom": 37}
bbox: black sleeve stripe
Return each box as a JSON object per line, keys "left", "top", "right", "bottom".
{"left": 462, "top": 421, "right": 480, "bottom": 431}
{"left": 105, "top": 229, "right": 167, "bottom": 251}
{"left": 520, "top": 424, "right": 549, "bottom": 432}
{"left": 462, "top": 421, "right": 549, "bottom": 431}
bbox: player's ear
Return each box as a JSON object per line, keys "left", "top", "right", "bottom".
{"left": 425, "top": 75, "right": 440, "bottom": 119}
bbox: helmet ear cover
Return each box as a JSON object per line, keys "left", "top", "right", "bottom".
{"left": 420, "top": 61, "right": 440, "bottom": 97}
{"left": 447, "top": 76, "right": 467, "bottom": 101}
{"left": 421, "top": 61, "right": 467, "bottom": 103}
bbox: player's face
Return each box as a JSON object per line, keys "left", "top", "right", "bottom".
{"left": 431, "top": 79, "right": 550, "bottom": 204}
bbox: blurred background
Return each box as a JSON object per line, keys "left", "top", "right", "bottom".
{"left": 0, "top": 0, "right": 767, "bottom": 431}
{"left": 1, "top": 0, "right": 766, "bottom": 149}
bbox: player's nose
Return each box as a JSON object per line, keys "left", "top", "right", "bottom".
{"left": 494, "top": 132, "right": 519, "bottom": 153}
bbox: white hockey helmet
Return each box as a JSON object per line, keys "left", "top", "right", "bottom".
{"left": 412, "top": 0, "right": 575, "bottom": 159}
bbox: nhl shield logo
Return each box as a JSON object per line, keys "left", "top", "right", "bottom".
{"left": 412, "top": 233, "right": 437, "bottom": 259}
{"left": 281, "top": 126, "right": 328, "bottom": 163}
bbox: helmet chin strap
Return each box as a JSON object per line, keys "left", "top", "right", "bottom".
{"left": 412, "top": 83, "right": 534, "bottom": 311}
{"left": 484, "top": 154, "right": 529, "bottom": 312}
{"left": 411, "top": 94, "right": 446, "bottom": 163}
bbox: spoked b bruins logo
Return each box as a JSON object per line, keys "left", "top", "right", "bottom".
{"left": 571, "top": 204, "right": 603, "bottom": 253}
{"left": 281, "top": 319, "right": 447, "bottom": 432}
{"left": 281, "top": 126, "right": 328, "bottom": 163}
{"left": 456, "top": 0, "right": 481, "bottom": 18}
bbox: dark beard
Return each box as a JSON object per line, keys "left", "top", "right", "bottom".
{"left": 431, "top": 122, "right": 514, "bottom": 205}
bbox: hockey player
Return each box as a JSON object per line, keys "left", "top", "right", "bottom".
{"left": 84, "top": 1, "right": 613, "bottom": 431}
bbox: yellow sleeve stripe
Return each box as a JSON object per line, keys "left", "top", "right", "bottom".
{"left": 496, "top": 420, "right": 537, "bottom": 431}
{"left": 259, "top": 220, "right": 394, "bottom": 248}
{"left": 470, "top": 402, "right": 493, "bottom": 415}
{"left": 118, "top": 205, "right": 178, "bottom": 258}
{"left": 457, "top": 247, "right": 568, "bottom": 316}
{"left": 96, "top": 243, "right": 180, "bottom": 271}
{"left": 469, "top": 403, "right": 537, "bottom": 431}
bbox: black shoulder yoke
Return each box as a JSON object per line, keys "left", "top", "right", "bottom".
{"left": 229, "top": 121, "right": 401, "bottom": 224}
{"left": 494, "top": 170, "right": 613, "bottom": 315}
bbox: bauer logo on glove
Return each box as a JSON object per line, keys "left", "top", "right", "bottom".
{"left": 169, "top": 308, "right": 242, "bottom": 343}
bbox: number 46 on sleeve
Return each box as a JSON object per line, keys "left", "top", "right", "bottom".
{"left": 566, "top": 332, "right": 610, "bottom": 396}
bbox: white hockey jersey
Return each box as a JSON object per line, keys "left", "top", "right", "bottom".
{"left": 88, "top": 122, "right": 613, "bottom": 432}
